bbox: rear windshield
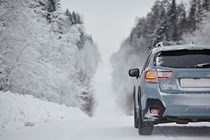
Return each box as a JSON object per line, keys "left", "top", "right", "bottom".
{"left": 155, "top": 50, "right": 210, "bottom": 68}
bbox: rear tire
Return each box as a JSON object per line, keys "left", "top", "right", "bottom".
{"left": 134, "top": 106, "right": 139, "bottom": 128}
{"left": 133, "top": 89, "right": 139, "bottom": 128}
{"left": 138, "top": 110, "right": 154, "bottom": 135}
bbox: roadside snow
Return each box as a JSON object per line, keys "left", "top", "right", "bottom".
{"left": 0, "top": 92, "right": 210, "bottom": 140}
{"left": 1, "top": 116, "right": 210, "bottom": 140}
{"left": 0, "top": 91, "right": 87, "bottom": 136}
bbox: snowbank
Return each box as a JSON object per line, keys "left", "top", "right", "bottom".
{"left": 0, "top": 91, "right": 87, "bottom": 135}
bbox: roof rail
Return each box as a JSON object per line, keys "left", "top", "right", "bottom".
{"left": 155, "top": 42, "right": 164, "bottom": 47}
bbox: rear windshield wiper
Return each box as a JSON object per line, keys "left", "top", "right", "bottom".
{"left": 195, "top": 63, "right": 210, "bottom": 68}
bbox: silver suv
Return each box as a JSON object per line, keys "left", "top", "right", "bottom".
{"left": 129, "top": 44, "right": 210, "bottom": 135}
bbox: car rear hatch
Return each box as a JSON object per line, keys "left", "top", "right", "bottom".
{"left": 154, "top": 49, "right": 210, "bottom": 94}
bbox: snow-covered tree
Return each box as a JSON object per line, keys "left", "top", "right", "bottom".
{"left": 177, "top": 2, "right": 188, "bottom": 39}
{"left": 129, "top": 0, "right": 171, "bottom": 49}
{"left": 45, "top": 0, "right": 61, "bottom": 22}
{"left": 187, "top": 0, "right": 205, "bottom": 32}
{"left": 185, "top": 11, "right": 210, "bottom": 46}
{"left": 152, "top": 8, "right": 167, "bottom": 46}
{"left": 0, "top": 0, "right": 100, "bottom": 116}
{"left": 165, "top": 0, "right": 178, "bottom": 41}
{"left": 202, "top": 0, "right": 210, "bottom": 11}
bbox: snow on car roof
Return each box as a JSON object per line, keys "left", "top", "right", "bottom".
{"left": 152, "top": 44, "right": 210, "bottom": 54}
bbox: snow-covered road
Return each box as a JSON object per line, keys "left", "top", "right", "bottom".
{"left": 1, "top": 116, "right": 210, "bottom": 140}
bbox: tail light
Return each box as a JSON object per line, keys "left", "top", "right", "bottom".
{"left": 145, "top": 69, "right": 173, "bottom": 82}
{"left": 157, "top": 70, "right": 173, "bottom": 79}
{"left": 145, "top": 69, "right": 158, "bottom": 82}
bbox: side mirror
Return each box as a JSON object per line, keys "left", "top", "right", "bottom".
{"left": 128, "top": 68, "right": 140, "bottom": 78}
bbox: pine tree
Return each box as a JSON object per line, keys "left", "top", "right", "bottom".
{"left": 165, "top": 0, "right": 178, "bottom": 41}
{"left": 47, "top": 0, "right": 56, "bottom": 13}
{"left": 46, "top": 0, "right": 61, "bottom": 22}
{"left": 72, "top": 11, "right": 76, "bottom": 24}
{"left": 65, "top": 8, "right": 71, "bottom": 16}
{"left": 196, "top": 0, "right": 205, "bottom": 21}
{"left": 46, "top": 0, "right": 56, "bottom": 21}
{"left": 142, "top": 0, "right": 170, "bottom": 48}
{"left": 71, "top": 11, "right": 83, "bottom": 25}
{"left": 202, "top": 0, "right": 210, "bottom": 11}
{"left": 187, "top": 0, "right": 204, "bottom": 32}
{"left": 147, "top": 0, "right": 168, "bottom": 46}
{"left": 153, "top": 9, "right": 167, "bottom": 46}
{"left": 177, "top": 2, "right": 188, "bottom": 39}
{"left": 65, "top": 9, "right": 72, "bottom": 23}
{"left": 79, "top": 84, "right": 95, "bottom": 117}
{"left": 129, "top": 18, "right": 146, "bottom": 48}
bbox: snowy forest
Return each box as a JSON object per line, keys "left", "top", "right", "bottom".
{"left": 111, "top": 0, "right": 210, "bottom": 115}
{"left": 0, "top": 0, "right": 100, "bottom": 116}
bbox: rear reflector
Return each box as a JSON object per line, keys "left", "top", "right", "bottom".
{"left": 150, "top": 108, "right": 161, "bottom": 115}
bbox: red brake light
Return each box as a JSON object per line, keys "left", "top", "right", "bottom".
{"left": 157, "top": 70, "right": 173, "bottom": 79}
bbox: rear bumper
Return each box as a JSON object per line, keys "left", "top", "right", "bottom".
{"left": 162, "top": 106, "right": 210, "bottom": 119}
{"left": 141, "top": 84, "right": 210, "bottom": 122}
{"left": 162, "top": 93, "right": 210, "bottom": 117}
{"left": 143, "top": 97, "right": 210, "bottom": 124}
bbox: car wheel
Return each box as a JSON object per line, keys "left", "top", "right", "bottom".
{"left": 138, "top": 110, "right": 154, "bottom": 135}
